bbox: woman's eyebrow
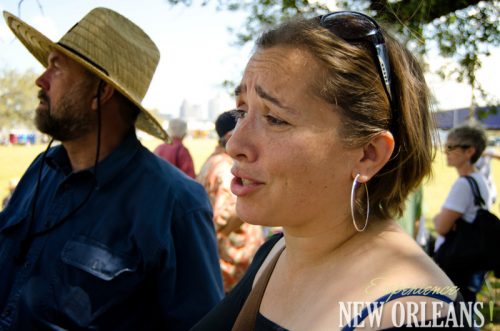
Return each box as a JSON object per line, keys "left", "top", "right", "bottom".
{"left": 235, "top": 84, "right": 286, "bottom": 109}
{"left": 255, "top": 85, "right": 284, "bottom": 108}
{"left": 255, "top": 85, "right": 297, "bottom": 115}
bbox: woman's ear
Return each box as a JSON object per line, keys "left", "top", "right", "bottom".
{"left": 352, "top": 131, "right": 395, "bottom": 182}
{"left": 465, "top": 146, "right": 477, "bottom": 161}
{"left": 91, "top": 82, "right": 115, "bottom": 111}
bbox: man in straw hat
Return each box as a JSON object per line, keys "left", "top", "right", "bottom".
{"left": 0, "top": 8, "right": 223, "bottom": 330}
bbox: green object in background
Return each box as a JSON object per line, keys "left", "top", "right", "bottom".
{"left": 397, "top": 186, "right": 423, "bottom": 238}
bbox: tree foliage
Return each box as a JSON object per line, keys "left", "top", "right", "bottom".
{"left": 166, "top": 0, "right": 500, "bottom": 111}
{"left": 427, "top": 2, "right": 500, "bottom": 116}
{"left": 0, "top": 68, "right": 39, "bottom": 131}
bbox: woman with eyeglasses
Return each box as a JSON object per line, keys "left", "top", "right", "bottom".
{"left": 433, "top": 125, "right": 492, "bottom": 308}
{"left": 192, "top": 12, "right": 470, "bottom": 331}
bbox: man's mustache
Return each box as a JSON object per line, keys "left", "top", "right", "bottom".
{"left": 37, "top": 90, "right": 49, "bottom": 103}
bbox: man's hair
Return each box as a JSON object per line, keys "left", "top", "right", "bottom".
{"left": 85, "top": 72, "right": 140, "bottom": 129}
{"left": 256, "top": 16, "right": 436, "bottom": 219}
{"left": 168, "top": 119, "right": 188, "bottom": 138}
{"left": 116, "top": 93, "right": 140, "bottom": 128}
{"left": 216, "top": 111, "right": 237, "bottom": 147}
{"left": 447, "top": 125, "right": 487, "bottom": 164}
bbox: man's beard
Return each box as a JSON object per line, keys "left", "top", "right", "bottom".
{"left": 35, "top": 89, "right": 96, "bottom": 142}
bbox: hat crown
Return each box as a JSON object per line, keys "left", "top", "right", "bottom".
{"left": 58, "top": 8, "right": 159, "bottom": 102}
{"left": 3, "top": 8, "right": 167, "bottom": 140}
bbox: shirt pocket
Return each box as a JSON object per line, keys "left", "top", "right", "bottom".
{"left": 61, "top": 237, "right": 138, "bottom": 281}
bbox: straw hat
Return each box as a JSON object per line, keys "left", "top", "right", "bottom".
{"left": 3, "top": 8, "right": 168, "bottom": 141}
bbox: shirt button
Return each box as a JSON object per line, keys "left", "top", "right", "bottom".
{"left": 4, "top": 307, "right": 12, "bottom": 316}
{"left": 24, "top": 261, "right": 31, "bottom": 268}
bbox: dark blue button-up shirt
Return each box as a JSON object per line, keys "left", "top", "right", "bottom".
{"left": 0, "top": 132, "right": 223, "bottom": 330}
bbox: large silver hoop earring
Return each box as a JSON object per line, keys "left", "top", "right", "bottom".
{"left": 351, "top": 173, "right": 369, "bottom": 232}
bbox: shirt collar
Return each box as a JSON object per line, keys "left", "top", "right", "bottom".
{"left": 45, "top": 130, "right": 141, "bottom": 188}
{"left": 171, "top": 137, "right": 182, "bottom": 144}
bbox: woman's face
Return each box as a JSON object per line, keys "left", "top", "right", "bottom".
{"left": 444, "top": 138, "right": 472, "bottom": 168}
{"left": 227, "top": 46, "right": 360, "bottom": 232}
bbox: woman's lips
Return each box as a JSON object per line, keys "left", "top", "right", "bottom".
{"left": 230, "top": 168, "right": 264, "bottom": 196}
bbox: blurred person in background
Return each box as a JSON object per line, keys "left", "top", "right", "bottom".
{"left": 154, "top": 118, "right": 196, "bottom": 178}
{"left": 433, "top": 125, "right": 492, "bottom": 306}
{"left": 475, "top": 142, "right": 500, "bottom": 204}
{"left": 197, "top": 111, "right": 264, "bottom": 293}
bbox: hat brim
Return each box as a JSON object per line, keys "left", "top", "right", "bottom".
{"left": 3, "top": 11, "right": 168, "bottom": 141}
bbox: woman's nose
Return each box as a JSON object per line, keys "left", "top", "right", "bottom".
{"left": 226, "top": 116, "right": 257, "bottom": 163}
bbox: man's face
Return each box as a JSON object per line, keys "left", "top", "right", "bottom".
{"left": 35, "top": 50, "right": 97, "bottom": 141}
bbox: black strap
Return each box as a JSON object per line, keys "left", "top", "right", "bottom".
{"left": 231, "top": 244, "right": 285, "bottom": 331}
{"left": 463, "top": 176, "right": 485, "bottom": 207}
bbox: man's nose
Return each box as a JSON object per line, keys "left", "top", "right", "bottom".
{"left": 35, "top": 70, "right": 50, "bottom": 90}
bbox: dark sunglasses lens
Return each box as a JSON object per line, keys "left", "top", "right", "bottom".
{"left": 321, "top": 13, "right": 376, "bottom": 40}
{"left": 446, "top": 144, "right": 469, "bottom": 151}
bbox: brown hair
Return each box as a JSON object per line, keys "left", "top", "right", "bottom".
{"left": 85, "top": 70, "right": 140, "bottom": 129}
{"left": 256, "top": 16, "right": 436, "bottom": 219}
{"left": 447, "top": 125, "right": 487, "bottom": 164}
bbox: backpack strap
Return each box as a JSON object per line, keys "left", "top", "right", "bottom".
{"left": 463, "top": 176, "right": 486, "bottom": 207}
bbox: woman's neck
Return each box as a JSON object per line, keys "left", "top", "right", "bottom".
{"left": 281, "top": 217, "right": 392, "bottom": 271}
{"left": 456, "top": 162, "right": 475, "bottom": 176}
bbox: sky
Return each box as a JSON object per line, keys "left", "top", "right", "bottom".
{"left": 0, "top": 0, "right": 498, "bottom": 116}
{"left": 0, "top": 0, "right": 251, "bottom": 117}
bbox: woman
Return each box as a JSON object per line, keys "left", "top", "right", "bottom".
{"left": 193, "top": 12, "right": 466, "bottom": 330}
{"left": 433, "top": 125, "right": 492, "bottom": 305}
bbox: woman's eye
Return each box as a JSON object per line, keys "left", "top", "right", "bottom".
{"left": 265, "top": 115, "right": 288, "bottom": 126}
{"left": 230, "top": 109, "right": 246, "bottom": 121}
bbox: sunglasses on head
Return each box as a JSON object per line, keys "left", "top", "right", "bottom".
{"left": 319, "top": 11, "right": 393, "bottom": 104}
{"left": 445, "top": 144, "right": 471, "bottom": 152}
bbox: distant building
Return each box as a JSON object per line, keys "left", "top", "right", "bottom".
{"left": 180, "top": 99, "right": 205, "bottom": 122}
{"left": 175, "top": 94, "right": 234, "bottom": 138}
{"left": 208, "top": 95, "right": 224, "bottom": 122}
{"left": 433, "top": 106, "right": 500, "bottom": 130}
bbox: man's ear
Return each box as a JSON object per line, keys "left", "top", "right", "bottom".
{"left": 91, "top": 81, "right": 115, "bottom": 111}
{"left": 351, "top": 131, "right": 395, "bottom": 183}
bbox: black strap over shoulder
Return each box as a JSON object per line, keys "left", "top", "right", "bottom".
{"left": 463, "top": 176, "right": 485, "bottom": 207}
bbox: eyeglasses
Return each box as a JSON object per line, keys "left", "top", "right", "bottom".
{"left": 319, "top": 11, "right": 393, "bottom": 104}
{"left": 445, "top": 144, "right": 471, "bottom": 152}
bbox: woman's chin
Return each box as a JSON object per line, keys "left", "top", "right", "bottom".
{"left": 236, "top": 205, "right": 273, "bottom": 227}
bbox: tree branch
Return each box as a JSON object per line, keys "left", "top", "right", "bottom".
{"left": 372, "top": 0, "right": 485, "bottom": 24}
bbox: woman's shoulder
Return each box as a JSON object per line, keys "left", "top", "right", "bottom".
{"left": 344, "top": 231, "right": 461, "bottom": 329}
{"left": 370, "top": 230, "right": 455, "bottom": 296}
{"left": 354, "top": 225, "right": 454, "bottom": 296}
{"left": 453, "top": 173, "right": 487, "bottom": 191}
